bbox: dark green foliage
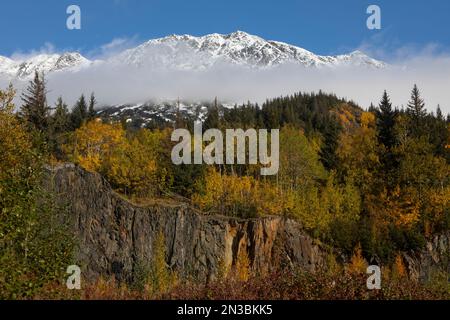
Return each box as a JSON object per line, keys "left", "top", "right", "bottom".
{"left": 49, "top": 97, "right": 71, "bottom": 159}
{"left": 427, "top": 105, "right": 449, "bottom": 161}
{"left": 204, "top": 97, "right": 220, "bottom": 130}
{"left": 52, "top": 97, "right": 70, "bottom": 134}
{"left": 318, "top": 116, "right": 341, "bottom": 170}
{"left": 70, "top": 94, "right": 88, "bottom": 130}
{"left": 376, "top": 90, "right": 397, "bottom": 149}
{"left": 20, "top": 71, "right": 51, "bottom": 134}
{"left": 88, "top": 93, "right": 97, "bottom": 120}
{"left": 407, "top": 84, "right": 427, "bottom": 138}
{"left": 169, "top": 163, "right": 206, "bottom": 197}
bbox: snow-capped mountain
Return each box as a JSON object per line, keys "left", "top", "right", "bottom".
{"left": 113, "top": 31, "right": 384, "bottom": 69}
{"left": 0, "top": 31, "right": 385, "bottom": 80}
{"left": 0, "top": 52, "right": 91, "bottom": 79}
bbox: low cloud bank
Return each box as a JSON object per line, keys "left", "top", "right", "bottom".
{"left": 2, "top": 53, "right": 450, "bottom": 115}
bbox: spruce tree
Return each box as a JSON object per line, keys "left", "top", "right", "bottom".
{"left": 88, "top": 92, "right": 97, "bottom": 120}
{"left": 407, "top": 84, "right": 427, "bottom": 137}
{"left": 204, "top": 97, "right": 220, "bottom": 130}
{"left": 319, "top": 116, "right": 340, "bottom": 170}
{"left": 20, "top": 71, "right": 50, "bottom": 133}
{"left": 52, "top": 97, "right": 70, "bottom": 134}
{"left": 436, "top": 105, "right": 443, "bottom": 121}
{"left": 49, "top": 97, "right": 70, "bottom": 159}
{"left": 70, "top": 94, "right": 88, "bottom": 129}
{"left": 376, "top": 90, "right": 397, "bottom": 149}
{"left": 429, "top": 105, "right": 449, "bottom": 160}
{"left": 368, "top": 103, "right": 377, "bottom": 113}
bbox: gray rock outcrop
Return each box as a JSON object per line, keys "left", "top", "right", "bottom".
{"left": 46, "top": 164, "right": 324, "bottom": 283}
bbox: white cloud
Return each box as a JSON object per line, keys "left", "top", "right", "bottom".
{"left": 88, "top": 36, "right": 140, "bottom": 60}
{"left": 2, "top": 41, "right": 449, "bottom": 116}
{"left": 10, "top": 42, "right": 57, "bottom": 61}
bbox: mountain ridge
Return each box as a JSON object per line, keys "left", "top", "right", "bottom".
{"left": 0, "top": 31, "right": 385, "bottom": 79}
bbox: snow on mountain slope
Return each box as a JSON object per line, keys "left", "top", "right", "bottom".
{"left": 114, "top": 31, "right": 385, "bottom": 69}
{"left": 0, "top": 52, "right": 92, "bottom": 79}
{"left": 0, "top": 31, "right": 385, "bottom": 80}
{"left": 0, "top": 56, "right": 17, "bottom": 76}
{"left": 97, "top": 100, "right": 210, "bottom": 128}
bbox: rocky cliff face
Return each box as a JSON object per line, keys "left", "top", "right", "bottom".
{"left": 46, "top": 164, "right": 324, "bottom": 283}
{"left": 45, "top": 164, "right": 448, "bottom": 284}
{"left": 403, "top": 233, "right": 449, "bottom": 283}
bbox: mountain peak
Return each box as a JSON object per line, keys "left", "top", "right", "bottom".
{"left": 0, "top": 32, "right": 386, "bottom": 80}
{"left": 227, "top": 30, "right": 256, "bottom": 38}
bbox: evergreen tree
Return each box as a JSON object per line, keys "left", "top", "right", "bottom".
{"left": 70, "top": 94, "right": 88, "bottom": 129}
{"left": 319, "top": 116, "right": 341, "bottom": 170}
{"left": 88, "top": 92, "right": 97, "bottom": 120}
{"left": 407, "top": 84, "right": 427, "bottom": 137}
{"left": 20, "top": 71, "right": 50, "bottom": 133}
{"left": 429, "top": 105, "right": 449, "bottom": 160}
{"left": 49, "top": 97, "right": 71, "bottom": 159}
{"left": 52, "top": 97, "right": 70, "bottom": 134}
{"left": 376, "top": 90, "right": 397, "bottom": 149}
{"left": 204, "top": 97, "right": 220, "bottom": 130}
{"left": 436, "top": 105, "right": 443, "bottom": 121}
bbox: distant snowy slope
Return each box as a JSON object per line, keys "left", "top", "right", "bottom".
{"left": 0, "top": 31, "right": 385, "bottom": 80}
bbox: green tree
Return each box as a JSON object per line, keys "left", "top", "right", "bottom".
{"left": 407, "top": 84, "right": 427, "bottom": 138}
{"left": 279, "top": 126, "right": 326, "bottom": 192}
{"left": 20, "top": 71, "right": 50, "bottom": 133}
{"left": 88, "top": 92, "right": 97, "bottom": 120}
{"left": 52, "top": 97, "right": 70, "bottom": 134}
{"left": 70, "top": 94, "right": 88, "bottom": 129}
{"left": 49, "top": 97, "right": 71, "bottom": 159}
{"left": 204, "top": 97, "right": 220, "bottom": 130}
{"left": 376, "top": 90, "right": 397, "bottom": 149}
{"left": 319, "top": 116, "right": 341, "bottom": 170}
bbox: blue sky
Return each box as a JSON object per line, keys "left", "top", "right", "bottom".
{"left": 1, "top": 0, "right": 449, "bottom": 59}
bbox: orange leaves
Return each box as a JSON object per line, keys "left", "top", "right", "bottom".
{"left": 392, "top": 254, "right": 407, "bottom": 279}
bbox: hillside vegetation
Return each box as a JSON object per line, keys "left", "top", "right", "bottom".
{"left": 0, "top": 72, "right": 449, "bottom": 299}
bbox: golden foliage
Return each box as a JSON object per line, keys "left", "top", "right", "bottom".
{"left": 337, "top": 111, "right": 380, "bottom": 194}
{"left": 105, "top": 130, "right": 160, "bottom": 196}
{"left": 392, "top": 254, "right": 407, "bottom": 279}
{"left": 64, "top": 121, "right": 163, "bottom": 197}
{"left": 147, "top": 231, "right": 175, "bottom": 294}
{"left": 192, "top": 168, "right": 287, "bottom": 217}
{"left": 348, "top": 243, "right": 368, "bottom": 274}
{"left": 65, "top": 120, "right": 126, "bottom": 172}
{"left": 235, "top": 247, "right": 251, "bottom": 282}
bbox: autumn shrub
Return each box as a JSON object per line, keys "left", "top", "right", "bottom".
{"left": 163, "top": 268, "right": 449, "bottom": 300}
{"left": 235, "top": 248, "right": 251, "bottom": 282}
{"left": 192, "top": 168, "right": 287, "bottom": 218}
